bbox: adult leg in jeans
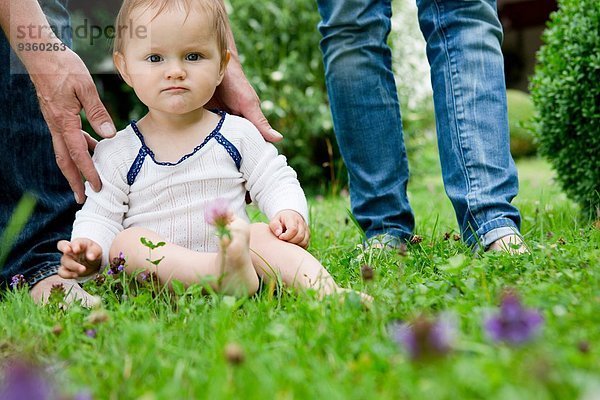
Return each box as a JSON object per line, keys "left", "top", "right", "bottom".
{"left": 317, "top": 0, "right": 414, "bottom": 246}
{"left": 0, "top": 0, "right": 98, "bottom": 305}
{"left": 416, "top": 0, "right": 523, "bottom": 249}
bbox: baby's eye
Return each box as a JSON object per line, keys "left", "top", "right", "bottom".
{"left": 146, "top": 54, "right": 163, "bottom": 63}
{"left": 185, "top": 53, "right": 202, "bottom": 61}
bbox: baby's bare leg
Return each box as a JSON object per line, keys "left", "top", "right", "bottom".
{"left": 248, "top": 223, "right": 341, "bottom": 296}
{"left": 109, "top": 219, "right": 259, "bottom": 296}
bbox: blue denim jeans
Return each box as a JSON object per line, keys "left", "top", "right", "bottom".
{"left": 0, "top": 0, "right": 77, "bottom": 288}
{"left": 317, "top": 0, "right": 521, "bottom": 248}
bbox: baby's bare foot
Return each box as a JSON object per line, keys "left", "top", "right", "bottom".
{"left": 487, "top": 234, "right": 529, "bottom": 254}
{"left": 30, "top": 274, "right": 100, "bottom": 308}
{"left": 217, "top": 218, "right": 259, "bottom": 296}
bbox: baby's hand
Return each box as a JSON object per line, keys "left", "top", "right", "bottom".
{"left": 269, "top": 210, "right": 310, "bottom": 248}
{"left": 57, "top": 238, "right": 103, "bottom": 279}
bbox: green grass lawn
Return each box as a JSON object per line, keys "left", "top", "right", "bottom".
{"left": 1, "top": 157, "right": 599, "bottom": 399}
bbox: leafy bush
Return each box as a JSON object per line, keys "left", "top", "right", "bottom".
{"left": 530, "top": 0, "right": 600, "bottom": 219}
{"left": 227, "top": 0, "right": 336, "bottom": 191}
{"left": 507, "top": 90, "right": 536, "bottom": 158}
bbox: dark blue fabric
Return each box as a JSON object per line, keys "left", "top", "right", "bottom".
{"left": 127, "top": 111, "right": 241, "bottom": 185}
{"left": 0, "top": 0, "right": 78, "bottom": 288}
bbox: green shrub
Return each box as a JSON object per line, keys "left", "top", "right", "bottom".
{"left": 507, "top": 89, "right": 536, "bottom": 158}
{"left": 530, "top": 0, "right": 600, "bottom": 219}
{"left": 227, "top": 0, "right": 336, "bottom": 191}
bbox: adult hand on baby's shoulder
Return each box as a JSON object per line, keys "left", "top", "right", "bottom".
{"left": 269, "top": 210, "right": 310, "bottom": 249}
{"left": 206, "top": 54, "right": 283, "bottom": 143}
{"left": 57, "top": 238, "right": 103, "bottom": 279}
{"left": 27, "top": 46, "right": 116, "bottom": 204}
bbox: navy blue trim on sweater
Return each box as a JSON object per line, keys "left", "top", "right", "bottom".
{"left": 127, "top": 146, "right": 149, "bottom": 185}
{"left": 126, "top": 110, "right": 242, "bottom": 185}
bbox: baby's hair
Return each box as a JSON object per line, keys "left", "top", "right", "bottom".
{"left": 113, "top": 0, "right": 229, "bottom": 61}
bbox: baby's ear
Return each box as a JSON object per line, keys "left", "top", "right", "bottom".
{"left": 113, "top": 52, "right": 133, "bottom": 86}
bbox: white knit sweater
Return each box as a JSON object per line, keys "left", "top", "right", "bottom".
{"left": 71, "top": 112, "right": 308, "bottom": 266}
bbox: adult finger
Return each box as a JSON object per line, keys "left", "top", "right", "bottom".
{"left": 62, "top": 117, "right": 101, "bottom": 192}
{"left": 50, "top": 129, "right": 85, "bottom": 203}
{"left": 243, "top": 103, "right": 283, "bottom": 143}
{"left": 76, "top": 79, "right": 116, "bottom": 140}
{"left": 82, "top": 130, "right": 99, "bottom": 152}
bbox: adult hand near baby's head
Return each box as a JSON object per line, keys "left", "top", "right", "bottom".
{"left": 206, "top": 53, "right": 283, "bottom": 143}
{"left": 28, "top": 47, "right": 116, "bottom": 203}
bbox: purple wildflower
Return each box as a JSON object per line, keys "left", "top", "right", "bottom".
{"left": 85, "top": 329, "right": 97, "bottom": 339}
{"left": 390, "top": 314, "right": 455, "bottom": 361}
{"left": 9, "top": 274, "right": 27, "bottom": 290}
{"left": 108, "top": 252, "right": 126, "bottom": 275}
{"left": 73, "top": 391, "right": 93, "bottom": 400}
{"left": 136, "top": 270, "right": 159, "bottom": 286}
{"left": 204, "top": 198, "right": 232, "bottom": 229}
{"left": 0, "top": 359, "right": 55, "bottom": 400}
{"left": 138, "top": 271, "right": 150, "bottom": 282}
{"left": 485, "top": 291, "right": 543, "bottom": 344}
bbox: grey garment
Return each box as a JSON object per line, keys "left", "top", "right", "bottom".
{"left": 0, "top": 0, "right": 77, "bottom": 288}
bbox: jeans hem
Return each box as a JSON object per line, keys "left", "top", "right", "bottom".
{"left": 26, "top": 265, "right": 59, "bottom": 287}
{"left": 465, "top": 218, "right": 521, "bottom": 250}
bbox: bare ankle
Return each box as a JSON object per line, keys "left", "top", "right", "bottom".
{"left": 30, "top": 275, "right": 100, "bottom": 308}
{"left": 487, "top": 234, "right": 529, "bottom": 254}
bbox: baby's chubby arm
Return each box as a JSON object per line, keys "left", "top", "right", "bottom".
{"left": 270, "top": 209, "right": 310, "bottom": 249}
{"left": 67, "top": 129, "right": 133, "bottom": 267}
{"left": 233, "top": 117, "right": 310, "bottom": 244}
{"left": 57, "top": 238, "right": 103, "bottom": 279}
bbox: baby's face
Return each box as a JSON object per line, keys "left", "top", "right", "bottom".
{"left": 115, "top": 6, "right": 226, "bottom": 116}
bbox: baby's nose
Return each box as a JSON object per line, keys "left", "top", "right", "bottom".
{"left": 165, "top": 62, "right": 186, "bottom": 80}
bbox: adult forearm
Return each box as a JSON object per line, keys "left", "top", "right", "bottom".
{"left": 1, "top": 0, "right": 116, "bottom": 202}
{"left": 0, "top": 0, "right": 64, "bottom": 73}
